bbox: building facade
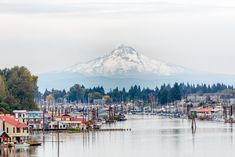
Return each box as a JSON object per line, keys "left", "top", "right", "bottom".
{"left": 0, "top": 114, "right": 29, "bottom": 142}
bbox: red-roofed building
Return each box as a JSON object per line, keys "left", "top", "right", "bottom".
{"left": 55, "top": 114, "right": 72, "bottom": 121}
{"left": 72, "top": 117, "right": 85, "bottom": 122}
{"left": 0, "top": 114, "right": 29, "bottom": 142}
{"left": 55, "top": 115, "right": 85, "bottom": 122}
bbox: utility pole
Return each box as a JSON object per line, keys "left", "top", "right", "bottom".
{"left": 3, "top": 119, "right": 5, "bottom": 132}
{"left": 43, "top": 107, "right": 45, "bottom": 134}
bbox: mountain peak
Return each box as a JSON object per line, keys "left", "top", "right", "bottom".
{"left": 65, "top": 45, "right": 184, "bottom": 76}
{"left": 111, "top": 44, "right": 139, "bottom": 57}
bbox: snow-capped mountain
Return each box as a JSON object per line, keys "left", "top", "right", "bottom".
{"left": 38, "top": 45, "right": 235, "bottom": 91}
{"left": 65, "top": 45, "right": 184, "bottom": 76}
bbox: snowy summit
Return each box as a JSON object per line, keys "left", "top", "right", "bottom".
{"left": 65, "top": 45, "right": 184, "bottom": 76}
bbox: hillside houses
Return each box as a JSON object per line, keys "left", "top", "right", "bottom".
{"left": 187, "top": 93, "right": 235, "bottom": 104}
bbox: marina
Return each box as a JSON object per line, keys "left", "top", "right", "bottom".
{"left": 1, "top": 115, "right": 235, "bottom": 157}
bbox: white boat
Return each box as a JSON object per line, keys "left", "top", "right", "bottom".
{"left": 93, "top": 121, "right": 102, "bottom": 129}
{"left": 101, "top": 119, "right": 106, "bottom": 124}
{"left": 98, "top": 118, "right": 106, "bottom": 124}
{"left": 15, "top": 143, "right": 30, "bottom": 148}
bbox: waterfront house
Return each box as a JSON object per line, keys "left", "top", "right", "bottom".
{"left": 56, "top": 114, "right": 73, "bottom": 121}
{"left": 196, "top": 107, "right": 214, "bottom": 120}
{"left": 13, "top": 110, "right": 28, "bottom": 124}
{"left": 27, "top": 111, "right": 43, "bottom": 130}
{"left": 196, "top": 106, "right": 223, "bottom": 120}
{"left": 53, "top": 114, "right": 83, "bottom": 129}
{"left": 0, "top": 114, "right": 29, "bottom": 142}
{"left": 48, "top": 121, "right": 66, "bottom": 129}
{"left": 14, "top": 110, "right": 44, "bottom": 130}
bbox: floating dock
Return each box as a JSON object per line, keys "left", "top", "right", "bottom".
{"left": 94, "top": 128, "right": 131, "bottom": 132}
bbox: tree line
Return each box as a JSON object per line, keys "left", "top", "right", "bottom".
{"left": 37, "top": 82, "right": 233, "bottom": 105}
{"left": 0, "top": 66, "right": 38, "bottom": 113}
{"left": 0, "top": 66, "right": 232, "bottom": 113}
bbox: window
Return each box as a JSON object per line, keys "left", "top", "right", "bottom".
{"left": 6, "top": 127, "right": 8, "bottom": 133}
{"left": 17, "top": 128, "right": 20, "bottom": 133}
{"left": 22, "top": 128, "right": 28, "bottom": 133}
{"left": 13, "top": 128, "right": 15, "bottom": 133}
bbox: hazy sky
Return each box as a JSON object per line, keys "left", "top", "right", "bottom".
{"left": 0, "top": 0, "right": 235, "bottom": 75}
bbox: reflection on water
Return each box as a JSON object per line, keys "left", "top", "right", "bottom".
{"left": 3, "top": 115, "right": 235, "bottom": 157}
{"left": 0, "top": 146, "right": 37, "bottom": 157}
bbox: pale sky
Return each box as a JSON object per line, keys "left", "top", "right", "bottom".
{"left": 0, "top": 0, "right": 235, "bottom": 75}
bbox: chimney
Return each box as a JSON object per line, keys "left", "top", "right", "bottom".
{"left": 3, "top": 119, "right": 5, "bottom": 131}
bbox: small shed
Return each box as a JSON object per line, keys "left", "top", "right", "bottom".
{"left": 0, "top": 130, "right": 10, "bottom": 143}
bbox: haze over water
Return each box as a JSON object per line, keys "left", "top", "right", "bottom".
{"left": 2, "top": 116, "right": 235, "bottom": 157}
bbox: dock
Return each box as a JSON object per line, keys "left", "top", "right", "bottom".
{"left": 94, "top": 128, "right": 131, "bottom": 132}
{"left": 30, "top": 128, "right": 131, "bottom": 134}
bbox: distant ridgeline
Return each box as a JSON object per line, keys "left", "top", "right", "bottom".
{"left": 0, "top": 66, "right": 38, "bottom": 113}
{"left": 36, "top": 82, "right": 234, "bottom": 105}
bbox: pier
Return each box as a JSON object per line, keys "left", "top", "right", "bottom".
{"left": 94, "top": 128, "right": 131, "bottom": 132}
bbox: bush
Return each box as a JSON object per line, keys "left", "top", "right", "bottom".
{"left": 68, "top": 128, "right": 81, "bottom": 133}
{"left": 0, "top": 102, "right": 12, "bottom": 113}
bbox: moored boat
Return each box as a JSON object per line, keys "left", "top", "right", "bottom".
{"left": 27, "top": 141, "right": 42, "bottom": 146}
{"left": 15, "top": 143, "right": 30, "bottom": 148}
{"left": 93, "top": 121, "right": 102, "bottom": 129}
{"left": 1, "top": 142, "right": 15, "bottom": 148}
{"left": 116, "top": 113, "right": 127, "bottom": 121}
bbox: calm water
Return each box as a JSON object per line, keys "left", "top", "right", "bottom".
{"left": 1, "top": 115, "right": 235, "bottom": 157}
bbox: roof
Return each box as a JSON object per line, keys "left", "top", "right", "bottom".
{"left": 13, "top": 110, "right": 27, "bottom": 113}
{"left": 0, "top": 130, "right": 5, "bottom": 136}
{"left": 0, "top": 114, "right": 28, "bottom": 128}
{"left": 0, "top": 130, "right": 10, "bottom": 138}
{"left": 196, "top": 107, "right": 214, "bottom": 113}
{"left": 27, "top": 111, "right": 43, "bottom": 114}
{"left": 102, "top": 108, "right": 110, "bottom": 111}
{"left": 60, "top": 121, "right": 82, "bottom": 124}
{"left": 72, "top": 117, "right": 84, "bottom": 122}
{"left": 61, "top": 115, "right": 72, "bottom": 118}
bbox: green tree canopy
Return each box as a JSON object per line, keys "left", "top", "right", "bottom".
{"left": 0, "top": 75, "right": 8, "bottom": 102}
{"left": 0, "top": 66, "right": 38, "bottom": 111}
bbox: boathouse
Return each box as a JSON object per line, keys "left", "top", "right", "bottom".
{"left": 0, "top": 130, "right": 10, "bottom": 143}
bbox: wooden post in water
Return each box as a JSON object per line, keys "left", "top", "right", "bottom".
{"left": 191, "top": 111, "right": 197, "bottom": 130}
{"left": 83, "top": 107, "right": 85, "bottom": 122}
{"left": 52, "top": 105, "right": 54, "bottom": 121}
{"left": 57, "top": 131, "right": 60, "bottom": 157}
{"left": 231, "top": 105, "right": 233, "bottom": 123}
{"left": 43, "top": 107, "right": 45, "bottom": 135}
{"left": 96, "top": 107, "right": 99, "bottom": 120}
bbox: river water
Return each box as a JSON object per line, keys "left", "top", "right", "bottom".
{"left": 1, "top": 115, "right": 235, "bottom": 157}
